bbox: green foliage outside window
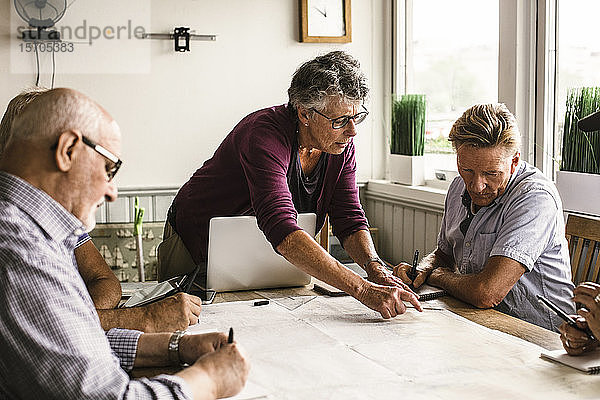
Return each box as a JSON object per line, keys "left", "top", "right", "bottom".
{"left": 561, "top": 87, "right": 600, "bottom": 174}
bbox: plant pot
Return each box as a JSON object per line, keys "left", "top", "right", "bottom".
{"left": 390, "top": 154, "right": 425, "bottom": 186}
{"left": 556, "top": 170, "right": 600, "bottom": 216}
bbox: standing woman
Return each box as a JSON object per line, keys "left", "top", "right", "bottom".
{"left": 158, "top": 51, "right": 421, "bottom": 319}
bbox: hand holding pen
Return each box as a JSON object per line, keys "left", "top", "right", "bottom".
{"left": 572, "top": 282, "right": 600, "bottom": 342}
{"left": 537, "top": 294, "right": 600, "bottom": 355}
{"left": 536, "top": 294, "right": 596, "bottom": 341}
{"left": 391, "top": 249, "right": 427, "bottom": 289}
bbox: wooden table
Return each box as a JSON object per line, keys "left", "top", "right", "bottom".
{"left": 133, "top": 281, "right": 564, "bottom": 380}
{"left": 213, "top": 282, "right": 563, "bottom": 351}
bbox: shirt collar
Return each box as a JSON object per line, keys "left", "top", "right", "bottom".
{"left": 0, "top": 172, "right": 86, "bottom": 243}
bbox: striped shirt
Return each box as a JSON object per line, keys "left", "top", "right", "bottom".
{"left": 76, "top": 231, "right": 91, "bottom": 247}
{"left": 0, "top": 172, "right": 192, "bottom": 399}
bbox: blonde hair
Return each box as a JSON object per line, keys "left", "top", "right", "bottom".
{"left": 448, "top": 103, "right": 521, "bottom": 156}
{"left": 0, "top": 87, "right": 49, "bottom": 159}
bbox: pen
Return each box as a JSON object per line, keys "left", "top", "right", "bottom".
{"left": 228, "top": 327, "right": 234, "bottom": 344}
{"left": 183, "top": 264, "right": 202, "bottom": 293}
{"left": 536, "top": 294, "right": 596, "bottom": 341}
{"left": 409, "top": 249, "right": 419, "bottom": 281}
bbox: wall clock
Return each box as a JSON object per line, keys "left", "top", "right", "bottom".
{"left": 300, "top": 0, "right": 351, "bottom": 43}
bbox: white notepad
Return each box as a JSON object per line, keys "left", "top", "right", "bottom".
{"left": 541, "top": 348, "right": 600, "bottom": 374}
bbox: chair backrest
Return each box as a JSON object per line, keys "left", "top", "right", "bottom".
{"left": 565, "top": 214, "right": 600, "bottom": 285}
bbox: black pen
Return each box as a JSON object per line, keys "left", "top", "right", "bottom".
{"left": 182, "top": 264, "right": 202, "bottom": 293}
{"left": 228, "top": 327, "right": 234, "bottom": 344}
{"left": 409, "top": 249, "right": 419, "bottom": 281}
{"left": 536, "top": 294, "right": 596, "bottom": 341}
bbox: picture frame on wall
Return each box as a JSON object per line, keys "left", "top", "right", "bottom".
{"left": 299, "top": 0, "right": 352, "bottom": 43}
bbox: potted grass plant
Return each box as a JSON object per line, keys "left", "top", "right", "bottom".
{"left": 556, "top": 87, "right": 600, "bottom": 216}
{"left": 390, "top": 94, "right": 426, "bottom": 185}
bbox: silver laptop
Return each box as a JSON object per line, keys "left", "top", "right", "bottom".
{"left": 206, "top": 213, "right": 316, "bottom": 292}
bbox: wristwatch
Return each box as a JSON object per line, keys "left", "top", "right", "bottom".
{"left": 168, "top": 330, "right": 187, "bottom": 367}
{"left": 362, "top": 257, "right": 388, "bottom": 271}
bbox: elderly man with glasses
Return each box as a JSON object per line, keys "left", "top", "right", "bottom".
{"left": 0, "top": 88, "right": 204, "bottom": 334}
{"left": 395, "top": 103, "right": 575, "bottom": 332}
{"left": 158, "top": 51, "right": 422, "bottom": 319}
{"left": 0, "top": 88, "right": 249, "bottom": 399}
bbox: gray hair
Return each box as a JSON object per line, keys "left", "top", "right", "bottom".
{"left": 448, "top": 103, "right": 521, "bottom": 156}
{"left": 10, "top": 88, "right": 107, "bottom": 146}
{"left": 288, "top": 51, "right": 369, "bottom": 113}
{"left": 0, "top": 87, "right": 49, "bottom": 159}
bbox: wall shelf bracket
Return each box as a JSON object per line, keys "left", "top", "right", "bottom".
{"left": 140, "top": 28, "right": 216, "bottom": 52}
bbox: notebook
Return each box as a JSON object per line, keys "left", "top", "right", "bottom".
{"left": 206, "top": 213, "right": 316, "bottom": 292}
{"left": 312, "top": 263, "right": 447, "bottom": 300}
{"left": 541, "top": 348, "right": 600, "bottom": 374}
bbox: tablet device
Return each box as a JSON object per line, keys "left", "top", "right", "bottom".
{"left": 122, "top": 264, "right": 208, "bottom": 307}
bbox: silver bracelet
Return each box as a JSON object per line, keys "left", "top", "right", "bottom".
{"left": 168, "top": 330, "right": 187, "bottom": 367}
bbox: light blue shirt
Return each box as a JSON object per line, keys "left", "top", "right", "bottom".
{"left": 438, "top": 161, "right": 575, "bottom": 331}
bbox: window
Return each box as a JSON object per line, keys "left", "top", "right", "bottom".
{"left": 394, "top": 1, "right": 581, "bottom": 185}
{"left": 555, "top": 0, "right": 600, "bottom": 171}
{"left": 397, "top": 0, "right": 499, "bottom": 180}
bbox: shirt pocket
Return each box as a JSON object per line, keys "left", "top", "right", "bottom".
{"left": 466, "top": 232, "right": 497, "bottom": 273}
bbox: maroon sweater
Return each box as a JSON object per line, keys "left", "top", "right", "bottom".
{"left": 173, "top": 104, "right": 369, "bottom": 263}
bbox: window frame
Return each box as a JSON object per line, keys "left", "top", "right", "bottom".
{"left": 390, "top": 0, "right": 558, "bottom": 180}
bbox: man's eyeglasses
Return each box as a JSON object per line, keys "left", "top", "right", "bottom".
{"left": 81, "top": 135, "right": 122, "bottom": 182}
{"left": 311, "top": 105, "right": 369, "bottom": 129}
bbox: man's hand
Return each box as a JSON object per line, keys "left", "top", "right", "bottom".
{"left": 192, "top": 343, "right": 250, "bottom": 399}
{"left": 143, "top": 292, "right": 203, "bottom": 332}
{"left": 559, "top": 316, "right": 599, "bottom": 356}
{"left": 393, "top": 262, "right": 435, "bottom": 289}
{"left": 356, "top": 280, "right": 422, "bottom": 319}
{"left": 178, "top": 332, "right": 229, "bottom": 365}
{"left": 573, "top": 282, "right": 600, "bottom": 340}
{"left": 366, "top": 263, "right": 416, "bottom": 295}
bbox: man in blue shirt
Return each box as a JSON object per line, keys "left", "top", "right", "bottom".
{"left": 395, "top": 103, "right": 575, "bottom": 331}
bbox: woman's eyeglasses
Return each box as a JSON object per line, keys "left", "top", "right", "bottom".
{"left": 311, "top": 105, "right": 369, "bottom": 129}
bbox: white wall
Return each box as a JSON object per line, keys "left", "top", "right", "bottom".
{"left": 0, "top": 0, "right": 389, "bottom": 188}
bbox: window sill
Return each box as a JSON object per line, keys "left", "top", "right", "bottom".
{"left": 365, "top": 180, "right": 447, "bottom": 210}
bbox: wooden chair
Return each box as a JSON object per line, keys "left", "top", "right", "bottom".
{"left": 565, "top": 214, "right": 600, "bottom": 285}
